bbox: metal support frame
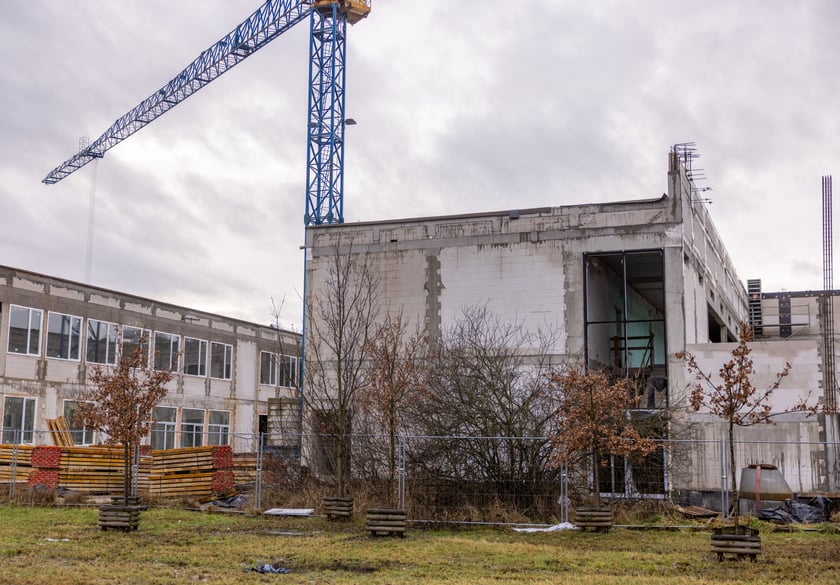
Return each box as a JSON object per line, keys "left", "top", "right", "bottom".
{"left": 305, "top": 5, "right": 348, "bottom": 225}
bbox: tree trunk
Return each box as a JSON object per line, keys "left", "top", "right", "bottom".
{"left": 123, "top": 442, "right": 131, "bottom": 507}
{"left": 592, "top": 443, "right": 601, "bottom": 507}
{"left": 729, "top": 420, "right": 739, "bottom": 524}
{"left": 336, "top": 432, "right": 346, "bottom": 498}
{"left": 387, "top": 401, "right": 397, "bottom": 508}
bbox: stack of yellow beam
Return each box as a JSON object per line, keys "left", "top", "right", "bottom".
{"left": 148, "top": 446, "right": 235, "bottom": 501}
{"left": 0, "top": 444, "right": 33, "bottom": 484}
{"left": 45, "top": 417, "right": 74, "bottom": 448}
{"left": 232, "top": 452, "right": 257, "bottom": 485}
{"left": 58, "top": 447, "right": 152, "bottom": 495}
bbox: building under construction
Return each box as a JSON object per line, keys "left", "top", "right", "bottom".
{"left": 304, "top": 148, "right": 840, "bottom": 507}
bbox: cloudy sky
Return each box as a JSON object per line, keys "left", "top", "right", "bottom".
{"left": 1, "top": 1, "right": 838, "bottom": 328}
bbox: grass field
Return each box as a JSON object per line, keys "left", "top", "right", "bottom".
{"left": 1, "top": 505, "right": 839, "bottom": 584}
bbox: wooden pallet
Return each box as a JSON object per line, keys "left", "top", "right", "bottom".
{"left": 98, "top": 505, "right": 144, "bottom": 531}
{"left": 323, "top": 497, "right": 353, "bottom": 520}
{"left": 365, "top": 508, "right": 407, "bottom": 537}
{"left": 711, "top": 527, "right": 761, "bottom": 561}
{"left": 574, "top": 507, "right": 614, "bottom": 532}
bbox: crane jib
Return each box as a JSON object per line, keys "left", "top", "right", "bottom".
{"left": 43, "top": 0, "right": 369, "bottom": 226}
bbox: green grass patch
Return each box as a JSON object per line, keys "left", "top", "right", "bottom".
{"left": 0, "top": 504, "right": 838, "bottom": 584}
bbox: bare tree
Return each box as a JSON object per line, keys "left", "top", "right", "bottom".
{"left": 360, "top": 310, "right": 426, "bottom": 507}
{"left": 548, "top": 365, "right": 657, "bottom": 507}
{"left": 410, "top": 306, "right": 560, "bottom": 514}
{"left": 677, "top": 321, "right": 816, "bottom": 524}
{"left": 304, "top": 237, "right": 381, "bottom": 497}
{"left": 74, "top": 339, "right": 173, "bottom": 505}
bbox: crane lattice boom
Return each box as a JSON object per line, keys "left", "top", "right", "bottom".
{"left": 43, "top": 0, "right": 369, "bottom": 226}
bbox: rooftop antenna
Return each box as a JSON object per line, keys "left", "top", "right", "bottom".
{"left": 672, "top": 142, "right": 714, "bottom": 204}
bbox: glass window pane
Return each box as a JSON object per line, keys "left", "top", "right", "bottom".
{"left": 260, "top": 352, "right": 276, "bottom": 385}
{"left": 63, "top": 400, "right": 94, "bottom": 445}
{"left": 151, "top": 406, "right": 177, "bottom": 450}
{"left": 122, "top": 326, "right": 150, "bottom": 366}
{"left": 184, "top": 338, "right": 207, "bottom": 376}
{"left": 2, "top": 396, "right": 35, "bottom": 444}
{"left": 87, "top": 320, "right": 118, "bottom": 365}
{"left": 8, "top": 306, "right": 41, "bottom": 356}
{"left": 210, "top": 342, "right": 232, "bottom": 380}
{"left": 154, "top": 332, "right": 179, "bottom": 371}
{"left": 47, "top": 313, "right": 81, "bottom": 360}
{"left": 207, "top": 410, "right": 229, "bottom": 446}
{"left": 181, "top": 408, "right": 204, "bottom": 448}
{"left": 279, "top": 355, "right": 297, "bottom": 387}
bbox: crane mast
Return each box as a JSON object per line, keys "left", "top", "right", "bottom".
{"left": 42, "top": 0, "right": 370, "bottom": 226}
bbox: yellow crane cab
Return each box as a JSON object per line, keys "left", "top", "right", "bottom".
{"left": 313, "top": 0, "right": 371, "bottom": 25}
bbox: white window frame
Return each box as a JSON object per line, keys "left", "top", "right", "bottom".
{"left": 7, "top": 305, "right": 42, "bottom": 356}
{"left": 183, "top": 337, "right": 208, "bottom": 377}
{"left": 260, "top": 351, "right": 277, "bottom": 386}
{"left": 121, "top": 326, "right": 151, "bottom": 366}
{"left": 63, "top": 400, "right": 95, "bottom": 446}
{"left": 207, "top": 410, "right": 230, "bottom": 446}
{"left": 279, "top": 355, "right": 298, "bottom": 388}
{"left": 151, "top": 406, "right": 177, "bottom": 450}
{"left": 2, "top": 396, "right": 36, "bottom": 444}
{"left": 181, "top": 408, "right": 205, "bottom": 448}
{"left": 46, "top": 312, "right": 83, "bottom": 361}
{"left": 154, "top": 331, "right": 180, "bottom": 371}
{"left": 86, "top": 319, "right": 119, "bottom": 365}
{"left": 210, "top": 342, "right": 232, "bottom": 380}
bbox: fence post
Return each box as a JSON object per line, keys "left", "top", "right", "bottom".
{"left": 9, "top": 429, "right": 21, "bottom": 498}
{"left": 397, "top": 435, "right": 406, "bottom": 511}
{"left": 255, "top": 433, "right": 264, "bottom": 511}
{"left": 560, "top": 462, "right": 569, "bottom": 524}
{"left": 720, "top": 433, "right": 728, "bottom": 519}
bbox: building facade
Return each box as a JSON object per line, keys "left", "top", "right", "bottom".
{"left": 303, "top": 148, "right": 838, "bottom": 503}
{"left": 0, "top": 266, "right": 301, "bottom": 452}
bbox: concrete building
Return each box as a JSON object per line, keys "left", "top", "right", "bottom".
{"left": 0, "top": 266, "right": 301, "bottom": 452}
{"left": 304, "top": 148, "right": 839, "bottom": 503}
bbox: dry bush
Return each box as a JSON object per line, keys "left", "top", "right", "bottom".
{"left": 12, "top": 486, "right": 56, "bottom": 506}
{"left": 61, "top": 491, "right": 90, "bottom": 506}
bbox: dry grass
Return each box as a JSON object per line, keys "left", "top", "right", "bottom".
{"left": 0, "top": 504, "right": 839, "bottom": 584}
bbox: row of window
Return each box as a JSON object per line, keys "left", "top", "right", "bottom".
{"left": 7, "top": 305, "right": 300, "bottom": 387}
{"left": 259, "top": 351, "right": 298, "bottom": 387}
{"left": 150, "top": 406, "right": 230, "bottom": 450}
{"left": 0, "top": 395, "right": 231, "bottom": 449}
{"left": 7, "top": 305, "right": 233, "bottom": 379}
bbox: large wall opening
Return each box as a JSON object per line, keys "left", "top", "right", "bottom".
{"left": 584, "top": 250, "right": 668, "bottom": 497}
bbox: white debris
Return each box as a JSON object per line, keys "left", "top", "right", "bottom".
{"left": 513, "top": 522, "right": 577, "bottom": 533}
{"left": 264, "top": 508, "right": 315, "bottom": 517}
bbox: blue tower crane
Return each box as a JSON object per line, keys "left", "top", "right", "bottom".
{"left": 42, "top": 0, "right": 370, "bottom": 226}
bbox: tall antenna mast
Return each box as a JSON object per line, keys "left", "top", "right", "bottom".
{"left": 823, "top": 175, "right": 836, "bottom": 410}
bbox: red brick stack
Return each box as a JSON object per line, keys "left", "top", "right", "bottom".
{"left": 28, "top": 446, "right": 62, "bottom": 489}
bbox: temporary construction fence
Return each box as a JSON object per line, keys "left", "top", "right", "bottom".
{"left": 251, "top": 433, "right": 840, "bottom": 525}
{"left": 3, "top": 432, "right": 839, "bottom": 526}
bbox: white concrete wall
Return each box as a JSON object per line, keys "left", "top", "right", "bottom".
{"left": 438, "top": 241, "right": 566, "bottom": 353}
{"left": 671, "top": 339, "right": 827, "bottom": 493}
